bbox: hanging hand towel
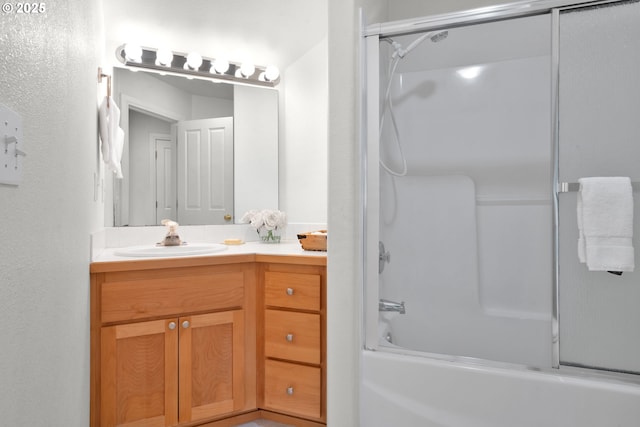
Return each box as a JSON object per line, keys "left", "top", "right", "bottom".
{"left": 99, "top": 96, "right": 124, "bottom": 179}
{"left": 577, "top": 177, "right": 634, "bottom": 273}
{"left": 98, "top": 97, "right": 111, "bottom": 164}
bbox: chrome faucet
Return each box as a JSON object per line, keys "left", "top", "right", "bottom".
{"left": 379, "top": 299, "right": 406, "bottom": 314}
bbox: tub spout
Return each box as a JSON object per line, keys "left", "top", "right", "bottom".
{"left": 379, "top": 299, "right": 406, "bottom": 314}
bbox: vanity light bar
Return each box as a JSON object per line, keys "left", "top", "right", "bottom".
{"left": 115, "top": 44, "right": 280, "bottom": 87}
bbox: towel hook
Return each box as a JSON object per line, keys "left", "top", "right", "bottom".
{"left": 97, "top": 67, "right": 112, "bottom": 107}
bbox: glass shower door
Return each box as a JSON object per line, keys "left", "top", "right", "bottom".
{"left": 557, "top": 0, "right": 640, "bottom": 374}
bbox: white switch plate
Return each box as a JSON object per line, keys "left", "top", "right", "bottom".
{"left": 0, "top": 103, "right": 25, "bottom": 185}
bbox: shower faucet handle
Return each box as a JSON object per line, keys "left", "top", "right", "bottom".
{"left": 379, "top": 241, "right": 391, "bottom": 273}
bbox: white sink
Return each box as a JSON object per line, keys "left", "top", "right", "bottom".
{"left": 114, "top": 243, "right": 228, "bottom": 258}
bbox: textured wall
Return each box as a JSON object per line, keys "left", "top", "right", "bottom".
{"left": 0, "top": 0, "right": 103, "bottom": 425}
{"left": 327, "top": 1, "right": 387, "bottom": 425}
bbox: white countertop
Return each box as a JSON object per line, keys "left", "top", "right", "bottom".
{"left": 92, "top": 240, "right": 326, "bottom": 263}
{"left": 90, "top": 223, "right": 327, "bottom": 264}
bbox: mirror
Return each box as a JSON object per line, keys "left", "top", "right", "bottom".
{"left": 106, "top": 67, "right": 279, "bottom": 227}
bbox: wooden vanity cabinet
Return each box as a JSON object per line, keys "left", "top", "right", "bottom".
{"left": 91, "top": 261, "right": 256, "bottom": 427}
{"left": 91, "top": 255, "right": 326, "bottom": 427}
{"left": 258, "top": 261, "right": 326, "bottom": 424}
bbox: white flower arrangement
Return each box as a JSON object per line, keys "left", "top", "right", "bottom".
{"left": 241, "top": 209, "right": 287, "bottom": 242}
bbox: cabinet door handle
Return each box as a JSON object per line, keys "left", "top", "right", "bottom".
{"left": 287, "top": 386, "right": 294, "bottom": 395}
{"left": 182, "top": 320, "right": 190, "bottom": 329}
{"left": 286, "top": 333, "right": 294, "bottom": 342}
{"left": 286, "top": 287, "right": 294, "bottom": 296}
{"left": 168, "top": 321, "right": 176, "bottom": 330}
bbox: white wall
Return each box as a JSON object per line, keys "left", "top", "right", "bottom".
{"left": 192, "top": 95, "right": 233, "bottom": 119}
{"left": 234, "top": 86, "right": 279, "bottom": 216}
{"left": 327, "top": 1, "right": 387, "bottom": 425}
{"left": 128, "top": 111, "right": 171, "bottom": 225}
{"left": 115, "top": 69, "right": 193, "bottom": 118}
{"left": 281, "top": 37, "right": 329, "bottom": 223}
{"left": 0, "top": 0, "right": 103, "bottom": 425}
{"left": 387, "top": 0, "right": 513, "bottom": 20}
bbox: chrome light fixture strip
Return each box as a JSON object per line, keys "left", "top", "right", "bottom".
{"left": 115, "top": 45, "right": 280, "bottom": 87}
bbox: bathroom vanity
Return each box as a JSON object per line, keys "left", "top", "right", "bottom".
{"left": 90, "top": 246, "right": 326, "bottom": 427}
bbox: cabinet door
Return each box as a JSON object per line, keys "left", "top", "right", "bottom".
{"left": 101, "top": 319, "right": 179, "bottom": 427}
{"left": 179, "top": 310, "right": 245, "bottom": 422}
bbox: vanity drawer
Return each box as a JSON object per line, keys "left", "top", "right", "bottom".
{"left": 101, "top": 269, "right": 245, "bottom": 323}
{"left": 265, "top": 271, "right": 320, "bottom": 311}
{"left": 264, "top": 359, "right": 321, "bottom": 420}
{"left": 265, "top": 310, "right": 320, "bottom": 364}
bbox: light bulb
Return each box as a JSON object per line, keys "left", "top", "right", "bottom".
{"left": 124, "top": 43, "right": 143, "bottom": 63}
{"left": 155, "top": 48, "right": 173, "bottom": 67}
{"left": 239, "top": 62, "right": 255, "bottom": 78}
{"left": 264, "top": 65, "right": 279, "bottom": 81}
{"left": 210, "top": 58, "right": 229, "bottom": 74}
{"left": 184, "top": 52, "right": 203, "bottom": 70}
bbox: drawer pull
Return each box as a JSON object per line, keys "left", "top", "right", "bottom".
{"left": 182, "top": 320, "right": 190, "bottom": 329}
{"left": 286, "top": 333, "right": 294, "bottom": 342}
{"left": 287, "top": 386, "right": 294, "bottom": 395}
{"left": 168, "top": 322, "right": 176, "bottom": 330}
{"left": 286, "top": 287, "right": 294, "bottom": 296}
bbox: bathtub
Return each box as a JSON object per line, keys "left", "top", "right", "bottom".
{"left": 360, "top": 349, "right": 640, "bottom": 427}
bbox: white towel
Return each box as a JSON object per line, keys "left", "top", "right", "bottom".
{"left": 99, "top": 96, "right": 124, "bottom": 179}
{"left": 577, "top": 177, "right": 634, "bottom": 272}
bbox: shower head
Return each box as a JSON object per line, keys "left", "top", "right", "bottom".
{"left": 392, "top": 30, "right": 448, "bottom": 59}
{"left": 430, "top": 30, "right": 448, "bottom": 43}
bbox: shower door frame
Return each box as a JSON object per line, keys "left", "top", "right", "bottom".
{"left": 363, "top": 0, "right": 629, "bottom": 370}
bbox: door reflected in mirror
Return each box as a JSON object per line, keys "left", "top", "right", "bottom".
{"left": 106, "top": 67, "right": 279, "bottom": 227}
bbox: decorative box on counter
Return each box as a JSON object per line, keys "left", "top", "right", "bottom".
{"left": 297, "top": 230, "right": 327, "bottom": 251}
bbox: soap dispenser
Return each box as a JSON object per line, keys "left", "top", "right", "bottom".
{"left": 160, "top": 219, "right": 182, "bottom": 246}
